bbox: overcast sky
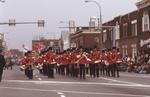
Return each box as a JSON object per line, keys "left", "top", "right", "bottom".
{"left": 0, "top": 0, "right": 138, "bottom": 51}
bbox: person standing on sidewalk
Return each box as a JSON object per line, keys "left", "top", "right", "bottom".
{"left": 0, "top": 49, "right": 6, "bottom": 82}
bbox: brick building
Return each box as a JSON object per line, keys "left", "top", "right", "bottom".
{"left": 70, "top": 18, "right": 102, "bottom": 49}
{"left": 70, "top": 27, "right": 101, "bottom": 49}
{"left": 70, "top": 0, "right": 150, "bottom": 58}
{"left": 102, "top": 0, "right": 150, "bottom": 58}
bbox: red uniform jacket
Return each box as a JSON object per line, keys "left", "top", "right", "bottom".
{"left": 108, "top": 53, "right": 117, "bottom": 65}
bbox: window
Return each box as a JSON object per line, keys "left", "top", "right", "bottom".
{"left": 122, "top": 23, "right": 128, "bottom": 37}
{"left": 122, "top": 45, "right": 128, "bottom": 57}
{"left": 115, "top": 22, "right": 120, "bottom": 40}
{"left": 131, "top": 44, "right": 137, "bottom": 59}
{"left": 131, "top": 20, "right": 137, "bottom": 36}
{"left": 142, "top": 11, "right": 150, "bottom": 32}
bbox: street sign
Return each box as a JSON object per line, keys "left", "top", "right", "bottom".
{"left": 9, "top": 19, "right": 16, "bottom": 26}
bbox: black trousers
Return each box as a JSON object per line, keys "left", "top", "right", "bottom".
{"left": 110, "top": 64, "right": 117, "bottom": 77}
{"left": 70, "top": 64, "right": 74, "bottom": 77}
{"left": 0, "top": 68, "right": 3, "bottom": 82}
{"left": 25, "top": 68, "right": 28, "bottom": 76}
{"left": 106, "top": 65, "right": 111, "bottom": 77}
{"left": 79, "top": 64, "right": 85, "bottom": 79}
{"left": 66, "top": 65, "right": 70, "bottom": 76}
{"left": 100, "top": 64, "right": 105, "bottom": 76}
{"left": 90, "top": 64, "right": 96, "bottom": 77}
{"left": 28, "top": 69, "right": 33, "bottom": 79}
{"left": 60, "top": 65, "right": 65, "bottom": 75}
{"left": 47, "top": 64, "right": 54, "bottom": 78}
{"left": 95, "top": 63, "right": 100, "bottom": 77}
{"left": 43, "top": 65, "right": 48, "bottom": 76}
{"left": 74, "top": 64, "right": 79, "bottom": 77}
{"left": 115, "top": 63, "right": 120, "bottom": 77}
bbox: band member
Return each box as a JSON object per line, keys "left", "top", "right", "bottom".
{"left": 100, "top": 49, "right": 107, "bottom": 76}
{"left": 41, "top": 52, "right": 48, "bottom": 76}
{"left": 25, "top": 51, "right": 35, "bottom": 79}
{"left": 92, "top": 47, "right": 101, "bottom": 77}
{"left": 55, "top": 54, "right": 62, "bottom": 74}
{"left": 106, "top": 49, "right": 111, "bottom": 77}
{"left": 70, "top": 49, "right": 78, "bottom": 77}
{"left": 46, "top": 47, "right": 56, "bottom": 78}
{"left": 88, "top": 50, "right": 95, "bottom": 77}
{"left": 108, "top": 47, "right": 118, "bottom": 77}
{"left": 116, "top": 48, "right": 122, "bottom": 77}
{"left": 60, "top": 52, "right": 66, "bottom": 75}
{"left": 64, "top": 51, "right": 71, "bottom": 76}
{"left": 36, "top": 55, "right": 43, "bottom": 74}
{"left": 76, "top": 48, "right": 87, "bottom": 79}
{"left": 19, "top": 56, "right": 27, "bottom": 76}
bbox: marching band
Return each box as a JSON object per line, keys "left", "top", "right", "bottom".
{"left": 19, "top": 46, "right": 122, "bottom": 79}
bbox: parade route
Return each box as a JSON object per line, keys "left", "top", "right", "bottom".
{"left": 0, "top": 66, "right": 150, "bottom": 97}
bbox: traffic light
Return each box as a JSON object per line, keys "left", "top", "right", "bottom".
{"left": 9, "top": 19, "right": 16, "bottom": 26}
{"left": 38, "top": 20, "right": 45, "bottom": 27}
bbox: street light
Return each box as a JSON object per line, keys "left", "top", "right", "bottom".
{"left": 0, "top": 0, "right": 5, "bottom": 3}
{"left": 84, "top": 0, "right": 103, "bottom": 49}
{"left": 0, "top": 20, "right": 45, "bottom": 27}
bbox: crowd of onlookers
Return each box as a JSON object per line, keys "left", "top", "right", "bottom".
{"left": 3, "top": 57, "right": 17, "bottom": 70}
{"left": 119, "top": 53, "right": 150, "bottom": 74}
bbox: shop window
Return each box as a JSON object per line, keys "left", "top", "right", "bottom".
{"left": 142, "top": 11, "right": 150, "bottom": 32}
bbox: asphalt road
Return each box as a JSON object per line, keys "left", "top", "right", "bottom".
{"left": 0, "top": 66, "right": 150, "bottom": 97}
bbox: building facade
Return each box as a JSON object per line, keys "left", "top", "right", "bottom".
{"left": 69, "top": 18, "right": 102, "bottom": 49}
{"left": 0, "top": 33, "right": 4, "bottom": 50}
{"left": 67, "top": 0, "right": 150, "bottom": 58}
{"left": 70, "top": 27, "right": 101, "bottom": 49}
{"left": 102, "top": 0, "right": 150, "bottom": 58}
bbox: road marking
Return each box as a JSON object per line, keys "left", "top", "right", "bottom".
{"left": 120, "top": 73, "right": 150, "bottom": 78}
{"left": 60, "top": 95, "right": 65, "bottom": 97}
{"left": 57, "top": 92, "right": 64, "bottom": 95}
{"left": 100, "top": 77, "right": 139, "bottom": 85}
{"left": 0, "top": 86, "right": 149, "bottom": 97}
{"left": 38, "top": 78, "right": 42, "bottom": 81}
{"left": 57, "top": 92, "right": 66, "bottom": 97}
{"left": 3, "top": 80, "right": 150, "bottom": 88}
